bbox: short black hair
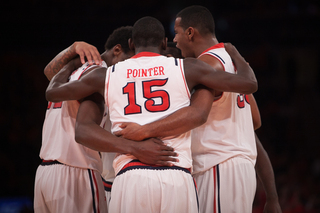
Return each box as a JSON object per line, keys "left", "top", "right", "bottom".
{"left": 104, "top": 26, "right": 132, "bottom": 53}
{"left": 166, "top": 42, "right": 182, "bottom": 58}
{"left": 176, "top": 5, "right": 215, "bottom": 36}
{"left": 132, "top": 16, "right": 165, "bottom": 47}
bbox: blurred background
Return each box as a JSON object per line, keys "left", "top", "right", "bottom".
{"left": 1, "top": 0, "right": 319, "bottom": 212}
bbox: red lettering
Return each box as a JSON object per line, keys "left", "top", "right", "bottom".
{"left": 159, "top": 66, "right": 164, "bottom": 75}
{"left": 47, "top": 102, "right": 52, "bottom": 109}
{"left": 127, "top": 69, "right": 132, "bottom": 78}
{"left": 148, "top": 68, "right": 153, "bottom": 76}
{"left": 141, "top": 69, "right": 147, "bottom": 77}
{"left": 133, "top": 69, "right": 138, "bottom": 78}
{"left": 47, "top": 101, "right": 62, "bottom": 109}
{"left": 154, "top": 67, "right": 158, "bottom": 75}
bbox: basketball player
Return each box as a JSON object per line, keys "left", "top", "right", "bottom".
{"left": 113, "top": 6, "right": 279, "bottom": 213}
{"left": 161, "top": 41, "right": 182, "bottom": 58}
{"left": 34, "top": 26, "right": 178, "bottom": 213}
{"left": 115, "top": 21, "right": 281, "bottom": 212}
{"left": 45, "top": 16, "right": 257, "bottom": 212}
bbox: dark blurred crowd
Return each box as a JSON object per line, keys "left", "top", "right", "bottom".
{"left": 1, "top": 0, "right": 319, "bottom": 212}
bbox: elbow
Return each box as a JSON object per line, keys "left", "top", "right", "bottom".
{"left": 44, "top": 66, "right": 51, "bottom": 81}
{"left": 194, "top": 112, "right": 208, "bottom": 127}
{"left": 244, "top": 81, "right": 258, "bottom": 94}
{"left": 199, "top": 114, "right": 208, "bottom": 126}
{"left": 46, "top": 89, "right": 58, "bottom": 102}
{"left": 253, "top": 120, "right": 262, "bottom": 130}
{"left": 74, "top": 124, "right": 85, "bottom": 145}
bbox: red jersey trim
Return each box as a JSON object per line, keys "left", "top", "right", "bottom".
{"left": 178, "top": 59, "right": 191, "bottom": 98}
{"left": 131, "top": 52, "right": 162, "bottom": 59}
{"left": 198, "top": 43, "right": 226, "bottom": 102}
{"left": 199, "top": 43, "right": 224, "bottom": 57}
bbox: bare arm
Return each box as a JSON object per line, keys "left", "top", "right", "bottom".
{"left": 114, "top": 87, "right": 214, "bottom": 141}
{"left": 184, "top": 43, "right": 257, "bottom": 94}
{"left": 44, "top": 41, "right": 102, "bottom": 80}
{"left": 46, "top": 63, "right": 106, "bottom": 102}
{"left": 250, "top": 93, "right": 280, "bottom": 212}
{"left": 249, "top": 94, "right": 262, "bottom": 130}
{"left": 255, "top": 133, "right": 282, "bottom": 213}
{"left": 75, "top": 96, "right": 179, "bottom": 166}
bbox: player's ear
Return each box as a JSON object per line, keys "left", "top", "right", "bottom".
{"left": 113, "top": 44, "right": 122, "bottom": 56}
{"left": 186, "top": 27, "right": 195, "bottom": 40}
{"left": 128, "top": 38, "right": 135, "bottom": 51}
{"left": 161, "top": 38, "right": 167, "bottom": 51}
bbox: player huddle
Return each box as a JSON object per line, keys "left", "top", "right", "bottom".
{"left": 34, "top": 5, "right": 281, "bottom": 213}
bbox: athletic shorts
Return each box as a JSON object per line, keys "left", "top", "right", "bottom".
{"left": 34, "top": 161, "right": 107, "bottom": 213}
{"left": 193, "top": 156, "right": 256, "bottom": 213}
{"left": 109, "top": 160, "right": 199, "bottom": 213}
{"left": 102, "top": 177, "right": 112, "bottom": 211}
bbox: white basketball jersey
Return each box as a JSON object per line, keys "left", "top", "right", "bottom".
{"left": 40, "top": 61, "right": 107, "bottom": 173}
{"left": 100, "top": 110, "right": 116, "bottom": 182}
{"left": 105, "top": 52, "right": 191, "bottom": 175}
{"left": 191, "top": 43, "right": 257, "bottom": 175}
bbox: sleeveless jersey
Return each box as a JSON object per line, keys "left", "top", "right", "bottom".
{"left": 191, "top": 43, "right": 257, "bottom": 175}
{"left": 104, "top": 52, "right": 191, "bottom": 175}
{"left": 40, "top": 61, "right": 108, "bottom": 173}
{"left": 100, "top": 110, "right": 117, "bottom": 182}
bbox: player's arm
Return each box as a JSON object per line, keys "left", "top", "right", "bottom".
{"left": 255, "top": 133, "right": 282, "bottom": 213}
{"left": 114, "top": 86, "right": 214, "bottom": 141}
{"left": 249, "top": 94, "right": 262, "bottom": 130}
{"left": 75, "top": 95, "right": 179, "bottom": 166}
{"left": 184, "top": 43, "right": 257, "bottom": 94}
{"left": 44, "top": 41, "right": 102, "bottom": 81}
{"left": 46, "top": 63, "right": 106, "bottom": 102}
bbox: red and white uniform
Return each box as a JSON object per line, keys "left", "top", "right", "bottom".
{"left": 34, "top": 61, "right": 108, "bottom": 213}
{"left": 100, "top": 111, "right": 116, "bottom": 208}
{"left": 191, "top": 43, "right": 257, "bottom": 213}
{"left": 105, "top": 52, "right": 198, "bottom": 213}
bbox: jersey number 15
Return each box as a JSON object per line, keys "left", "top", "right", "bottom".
{"left": 123, "top": 79, "right": 170, "bottom": 115}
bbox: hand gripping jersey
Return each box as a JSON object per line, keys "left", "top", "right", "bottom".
{"left": 105, "top": 52, "right": 192, "bottom": 174}
{"left": 40, "top": 61, "right": 107, "bottom": 173}
{"left": 191, "top": 43, "right": 257, "bottom": 175}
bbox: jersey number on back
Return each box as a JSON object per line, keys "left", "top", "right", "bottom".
{"left": 47, "top": 102, "right": 62, "bottom": 109}
{"left": 237, "top": 94, "right": 250, "bottom": 108}
{"left": 123, "top": 79, "right": 170, "bottom": 115}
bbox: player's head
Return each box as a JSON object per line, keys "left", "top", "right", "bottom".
{"left": 161, "top": 42, "right": 183, "bottom": 58}
{"left": 131, "top": 16, "right": 166, "bottom": 50}
{"left": 176, "top": 5, "right": 215, "bottom": 36}
{"left": 174, "top": 5, "right": 215, "bottom": 57}
{"left": 102, "top": 26, "right": 134, "bottom": 66}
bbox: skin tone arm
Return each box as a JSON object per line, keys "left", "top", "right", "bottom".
{"left": 255, "top": 134, "right": 282, "bottom": 213}
{"left": 46, "top": 43, "right": 256, "bottom": 103}
{"left": 44, "top": 41, "right": 102, "bottom": 81}
{"left": 45, "top": 49, "right": 179, "bottom": 166}
{"left": 249, "top": 94, "right": 262, "bottom": 130}
{"left": 251, "top": 95, "right": 282, "bottom": 212}
{"left": 75, "top": 93, "right": 178, "bottom": 166}
{"left": 115, "top": 86, "right": 215, "bottom": 140}
{"left": 184, "top": 43, "right": 257, "bottom": 94}
{"left": 114, "top": 43, "right": 256, "bottom": 140}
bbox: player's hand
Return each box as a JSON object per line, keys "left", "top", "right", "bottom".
{"left": 224, "top": 42, "right": 247, "bottom": 63}
{"left": 224, "top": 42, "right": 239, "bottom": 57}
{"left": 263, "top": 200, "right": 282, "bottom": 213}
{"left": 114, "top": 122, "right": 147, "bottom": 141}
{"left": 132, "top": 138, "right": 179, "bottom": 167}
{"left": 73, "top": 41, "right": 102, "bottom": 65}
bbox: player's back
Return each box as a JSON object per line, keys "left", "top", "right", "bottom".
{"left": 191, "top": 43, "right": 257, "bottom": 174}
{"left": 105, "top": 52, "right": 192, "bottom": 174}
{"left": 40, "top": 62, "right": 107, "bottom": 172}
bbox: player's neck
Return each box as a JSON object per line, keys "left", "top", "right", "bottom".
{"left": 194, "top": 37, "right": 219, "bottom": 58}
{"left": 135, "top": 46, "right": 162, "bottom": 55}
